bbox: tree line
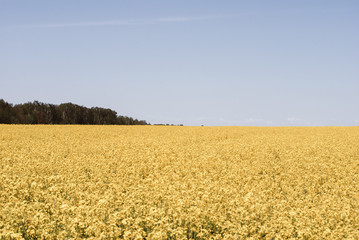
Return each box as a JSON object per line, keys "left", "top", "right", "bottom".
{"left": 0, "top": 99, "right": 148, "bottom": 125}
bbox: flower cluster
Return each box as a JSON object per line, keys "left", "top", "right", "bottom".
{"left": 1, "top": 125, "right": 359, "bottom": 239}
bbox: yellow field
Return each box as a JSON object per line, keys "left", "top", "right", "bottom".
{"left": 1, "top": 125, "right": 359, "bottom": 239}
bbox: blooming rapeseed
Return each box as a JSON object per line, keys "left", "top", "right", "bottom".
{"left": 0, "top": 125, "right": 358, "bottom": 239}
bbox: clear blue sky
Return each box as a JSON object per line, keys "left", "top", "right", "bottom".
{"left": 1, "top": 1, "right": 358, "bottom": 126}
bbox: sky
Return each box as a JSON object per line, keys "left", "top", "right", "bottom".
{"left": 1, "top": 0, "right": 358, "bottom": 126}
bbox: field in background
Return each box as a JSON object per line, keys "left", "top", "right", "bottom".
{"left": 1, "top": 125, "right": 359, "bottom": 239}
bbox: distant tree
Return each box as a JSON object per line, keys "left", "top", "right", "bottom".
{"left": 0, "top": 99, "right": 12, "bottom": 123}
{"left": 0, "top": 99, "right": 149, "bottom": 125}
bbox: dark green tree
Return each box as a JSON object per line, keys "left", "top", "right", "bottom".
{"left": 0, "top": 99, "right": 149, "bottom": 125}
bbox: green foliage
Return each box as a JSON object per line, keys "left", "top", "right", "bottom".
{"left": 0, "top": 99, "right": 148, "bottom": 125}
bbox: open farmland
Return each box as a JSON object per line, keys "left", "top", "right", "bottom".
{"left": 1, "top": 125, "right": 359, "bottom": 239}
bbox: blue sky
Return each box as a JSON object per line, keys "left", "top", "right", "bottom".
{"left": 1, "top": 1, "right": 358, "bottom": 126}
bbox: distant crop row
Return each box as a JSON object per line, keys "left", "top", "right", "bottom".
{"left": 1, "top": 125, "right": 359, "bottom": 239}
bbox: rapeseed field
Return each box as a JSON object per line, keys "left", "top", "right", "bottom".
{"left": 0, "top": 125, "right": 358, "bottom": 239}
